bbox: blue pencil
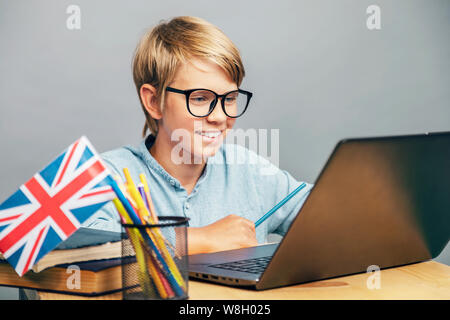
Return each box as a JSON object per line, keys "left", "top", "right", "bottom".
{"left": 255, "top": 182, "right": 307, "bottom": 228}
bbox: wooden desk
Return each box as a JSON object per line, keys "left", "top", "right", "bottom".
{"left": 189, "top": 261, "right": 450, "bottom": 300}
{"left": 28, "top": 261, "right": 450, "bottom": 300}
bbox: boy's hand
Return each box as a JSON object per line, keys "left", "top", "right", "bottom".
{"left": 187, "top": 214, "right": 258, "bottom": 255}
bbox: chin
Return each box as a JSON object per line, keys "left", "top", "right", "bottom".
{"left": 191, "top": 132, "right": 225, "bottom": 161}
{"left": 192, "top": 143, "right": 222, "bottom": 162}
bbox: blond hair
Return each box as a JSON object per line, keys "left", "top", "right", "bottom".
{"left": 132, "top": 16, "right": 246, "bottom": 137}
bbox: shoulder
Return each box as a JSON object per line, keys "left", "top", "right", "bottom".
{"left": 101, "top": 146, "right": 135, "bottom": 165}
{"left": 100, "top": 144, "right": 144, "bottom": 176}
{"left": 101, "top": 146, "right": 136, "bottom": 162}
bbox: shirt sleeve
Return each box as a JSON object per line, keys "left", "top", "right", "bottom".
{"left": 81, "top": 157, "right": 123, "bottom": 233}
{"left": 250, "top": 150, "right": 314, "bottom": 237}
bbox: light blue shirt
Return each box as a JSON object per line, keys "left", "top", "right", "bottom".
{"left": 83, "top": 135, "right": 313, "bottom": 244}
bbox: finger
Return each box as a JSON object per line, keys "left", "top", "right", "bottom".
{"left": 242, "top": 218, "right": 256, "bottom": 233}
{"left": 241, "top": 235, "right": 258, "bottom": 247}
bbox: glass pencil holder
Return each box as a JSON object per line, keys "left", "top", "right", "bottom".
{"left": 121, "top": 216, "right": 190, "bottom": 300}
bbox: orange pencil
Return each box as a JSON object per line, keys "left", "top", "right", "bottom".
{"left": 139, "top": 173, "right": 159, "bottom": 223}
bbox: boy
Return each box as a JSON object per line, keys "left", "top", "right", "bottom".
{"left": 84, "top": 16, "right": 313, "bottom": 255}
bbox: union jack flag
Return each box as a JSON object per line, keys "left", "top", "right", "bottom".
{"left": 0, "top": 136, "right": 116, "bottom": 276}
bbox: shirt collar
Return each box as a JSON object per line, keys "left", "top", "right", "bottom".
{"left": 137, "top": 134, "right": 214, "bottom": 190}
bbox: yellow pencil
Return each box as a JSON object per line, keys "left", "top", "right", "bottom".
{"left": 123, "top": 169, "right": 150, "bottom": 221}
{"left": 135, "top": 183, "right": 178, "bottom": 259}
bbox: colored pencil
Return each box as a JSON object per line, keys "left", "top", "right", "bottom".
{"left": 110, "top": 179, "right": 185, "bottom": 297}
{"left": 255, "top": 182, "right": 308, "bottom": 228}
{"left": 121, "top": 168, "right": 186, "bottom": 293}
{"left": 113, "top": 184, "right": 171, "bottom": 298}
{"left": 139, "top": 174, "right": 159, "bottom": 223}
{"left": 112, "top": 198, "right": 156, "bottom": 297}
{"left": 138, "top": 184, "right": 149, "bottom": 212}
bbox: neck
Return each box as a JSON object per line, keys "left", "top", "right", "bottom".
{"left": 149, "top": 131, "right": 206, "bottom": 193}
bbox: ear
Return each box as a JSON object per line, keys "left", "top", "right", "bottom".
{"left": 140, "top": 84, "right": 163, "bottom": 120}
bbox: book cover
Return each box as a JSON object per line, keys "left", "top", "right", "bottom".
{"left": 0, "top": 256, "right": 137, "bottom": 295}
{"left": 0, "top": 227, "right": 123, "bottom": 272}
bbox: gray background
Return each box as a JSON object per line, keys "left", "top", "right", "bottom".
{"left": 0, "top": 0, "right": 449, "bottom": 299}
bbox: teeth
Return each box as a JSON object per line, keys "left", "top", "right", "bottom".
{"left": 197, "top": 131, "right": 221, "bottom": 138}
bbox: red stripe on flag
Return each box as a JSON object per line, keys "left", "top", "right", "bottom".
{"left": 53, "top": 160, "right": 106, "bottom": 205}
{"left": 0, "top": 214, "right": 22, "bottom": 224}
{"left": 79, "top": 187, "right": 113, "bottom": 199}
{"left": 55, "top": 140, "right": 79, "bottom": 187}
{"left": 22, "top": 226, "right": 46, "bottom": 275}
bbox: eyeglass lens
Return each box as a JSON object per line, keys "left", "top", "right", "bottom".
{"left": 188, "top": 90, "right": 248, "bottom": 117}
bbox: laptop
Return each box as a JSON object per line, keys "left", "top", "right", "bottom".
{"left": 188, "top": 132, "right": 450, "bottom": 290}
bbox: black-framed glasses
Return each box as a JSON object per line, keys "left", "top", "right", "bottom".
{"left": 165, "top": 87, "right": 253, "bottom": 118}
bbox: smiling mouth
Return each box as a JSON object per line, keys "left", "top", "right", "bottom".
{"left": 195, "top": 130, "right": 224, "bottom": 139}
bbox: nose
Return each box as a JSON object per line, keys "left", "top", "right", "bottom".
{"left": 206, "top": 98, "right": 228, "bottom": 123}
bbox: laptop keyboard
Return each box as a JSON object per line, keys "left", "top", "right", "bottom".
{"left": 209, "top": 256, "right": 272, "bottom": 274}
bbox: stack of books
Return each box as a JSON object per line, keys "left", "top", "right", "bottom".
{"left": 0, "top": 227, "right": 133, "bottom": 300}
